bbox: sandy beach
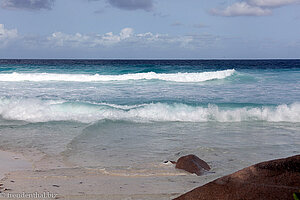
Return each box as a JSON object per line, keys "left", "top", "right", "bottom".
{"left": 0, "top": 151, "right": 32, "bottom": 180}
{"left": 1, "top": 149, "right": 299, "bottom": 200}
{"left": 0, "top": 149, "right": 220, "bottom": 200}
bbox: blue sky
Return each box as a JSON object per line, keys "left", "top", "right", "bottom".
{"left": 0, "top": 0, "right": 300, "bottom": 58}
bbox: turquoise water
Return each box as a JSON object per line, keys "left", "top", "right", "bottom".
{"left": 0, "top": 59, "right": 299, "bottom": 178}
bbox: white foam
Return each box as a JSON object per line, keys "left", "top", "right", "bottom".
{"left": 95, "top": 102, "right": 149, "bottom": 110}
{"left": 0, "top": 69, "right": 235, "bottom": 83}
{"left": 0, "top": 98, "right": 299, "bottom": 123}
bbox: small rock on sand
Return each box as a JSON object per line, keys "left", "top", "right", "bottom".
{"left": 175, "top": 154, "right": 210, "bottom": 176}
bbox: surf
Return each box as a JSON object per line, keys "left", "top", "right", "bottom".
{"left": 0, "top": 69, "right": 235, "bottom": 83}
{"left": 0, "top": 99, "right": 299, "bottom": 123}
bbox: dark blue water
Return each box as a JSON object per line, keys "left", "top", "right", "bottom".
{"left": 1, "top": 59, "right": 300, "bottom": 74}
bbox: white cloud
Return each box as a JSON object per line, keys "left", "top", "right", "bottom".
{"left": 249, "top": 0, "right": 299, "bottom": 7}
{"left": 46, "top": 27, "right": 208, "bottom": 49}
{"left": 119, "top": 27, "right": 134, "bottom": 39}
{"left": 0, "top": 24, "right": 18, "bottom": 47}
{"left": 47, "top": 28, "right": 135, "bottom": 47}
{"left": 211, "top": 2, "right": 272, "bottom": 16}
{"left": 47, "top": 32, "right": 92, "bottom": 47}
{"left": 212, "top": 0, "right": 299, "bottom": 17}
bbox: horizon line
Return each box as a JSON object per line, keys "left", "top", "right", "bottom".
{"left": 1, "top": 58, "right": 300, "bottom": 60}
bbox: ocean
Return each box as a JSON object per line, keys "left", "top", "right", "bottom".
{"left": 0, "top": 59, "right": 299, "bottom": 181}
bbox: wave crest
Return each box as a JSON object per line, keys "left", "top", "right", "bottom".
{"left": 0, "top": 99, "right": 299, "bottom": 123}
{"left": 0, "top": 69, "right": 235, "bottom": 83}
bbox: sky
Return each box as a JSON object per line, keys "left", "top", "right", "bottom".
{"left": 0, "top": 0, "right": 300, "bottom": 59}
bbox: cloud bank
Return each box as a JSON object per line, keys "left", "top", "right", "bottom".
{"left": 47, "top": 27, "right": 202, "bottom": 48}
{"left": 1, "top": 0, "right": 54, "bottom": 10}
{"left": 107, "top": 0, "right": 153, "bottom": 11}
{"left": 212, "top": 0, "right": 299, "bottom": 16}
{"left": 0, "top": 24, "right": 218, "bottom": 52}
{"left": 0, "top": 24, "right": 18, "bottom": 47}
{"left": 0, "top": 23, "right": 297, "bottom": 58}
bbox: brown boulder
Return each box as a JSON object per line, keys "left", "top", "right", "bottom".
{"left": 174, "top": 154, "right": 300, "bottom": 200}
{"left": 175, "top": 154, "right": 211, "bottom": 176}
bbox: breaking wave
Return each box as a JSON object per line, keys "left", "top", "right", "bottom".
{"left": 0, "top": 98, "right": 299, "bottom": 123}
{"left": 0, "top": 69, "right": 235, "bottom": 83}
